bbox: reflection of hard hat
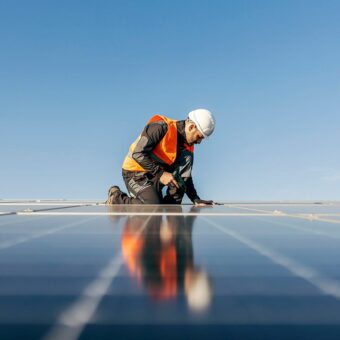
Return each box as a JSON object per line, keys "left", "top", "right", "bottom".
{"left": 186, "top": 270, "right": 212, "bottom": 312}
{"left": 188, "top": 109, "right": 215, "bottom": 138}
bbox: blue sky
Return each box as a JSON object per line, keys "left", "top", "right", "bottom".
{"left": 1, "top": 0, "right": 339, "bottom": 201}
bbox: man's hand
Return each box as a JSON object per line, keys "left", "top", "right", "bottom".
{"left": 160, "top": 172, "right": 179, "bottom": 188}
{"left": 194, "top": 199, "right": 214, "bottom": 206}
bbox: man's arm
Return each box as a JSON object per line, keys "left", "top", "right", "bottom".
{"left": 186, "top": 177, "right": 214, "bottom": 205}
{"left": 185, "top": 177, "right": 200, "bottom": 203}
{"left": 132, "top": 121, "right": 167, "bottom": 177}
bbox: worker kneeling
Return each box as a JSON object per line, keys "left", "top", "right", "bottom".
{"left": 106, "top": 109, "right": 215, "bottom": 205}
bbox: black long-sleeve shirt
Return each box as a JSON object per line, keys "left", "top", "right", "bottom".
{"left": 130, "top": 119, "right": 200, "bottom": 202}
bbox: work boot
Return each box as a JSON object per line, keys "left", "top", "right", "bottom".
{"left": 105, "top": 186, "right": 121, "bottom": 205}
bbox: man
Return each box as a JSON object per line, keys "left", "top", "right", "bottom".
{"left": 106, "top": 108, "right": 215, "bottom": 205}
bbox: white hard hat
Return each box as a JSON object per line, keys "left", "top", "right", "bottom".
{"left": 188, "top": 109, "right": 215, "bottom": 138}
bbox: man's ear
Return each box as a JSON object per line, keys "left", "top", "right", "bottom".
{"left": 188, "top": 123, "right": 196, "bottom": 131}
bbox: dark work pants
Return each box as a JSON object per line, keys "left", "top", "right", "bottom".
{"left": 115, "top": 151, "right": 193, "bottom": 205}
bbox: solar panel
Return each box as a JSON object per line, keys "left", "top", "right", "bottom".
{"left": 1, "top": 201, "right": 340, "bottom": 339}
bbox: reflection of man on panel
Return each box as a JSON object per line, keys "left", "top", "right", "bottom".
{"left": 106, "top": 109, "right": 216, "bottom": 205}
{"left": 120, "top": 206, "right": 212, "bottom": 311}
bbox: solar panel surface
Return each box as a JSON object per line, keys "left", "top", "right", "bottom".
{"left": 1, "top": 201, "right": 340, "bottom": 339}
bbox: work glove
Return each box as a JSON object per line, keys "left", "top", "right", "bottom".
{"left": 194, "top": 199, "right": 214, "bottom": 206}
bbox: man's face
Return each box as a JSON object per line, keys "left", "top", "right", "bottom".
{"left": 185, "top": 122, "right": 205, "bottom": 146}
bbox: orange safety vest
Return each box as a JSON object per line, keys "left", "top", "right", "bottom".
{"left": 122, "top": 115, "right": 194, "bottom": 172}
